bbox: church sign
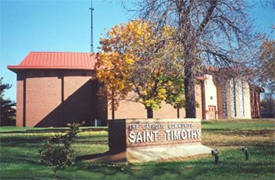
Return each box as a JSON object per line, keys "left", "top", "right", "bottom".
{"left": 108, "top": 119, "right": 210, "bottom": 162}
{"left": 127, "top": 120, "right": 201, "bottom": 146}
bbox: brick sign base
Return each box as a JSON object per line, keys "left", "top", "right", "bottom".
{"left": 107, "top": 119, "right": 211, "bottom": 163}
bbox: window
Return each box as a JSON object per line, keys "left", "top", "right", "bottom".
{"left": 230, "top": 78, "right": 237, "bottom": 117}
{"left": 221, "top": 79, "right": 227, "bottom": 117}
{"left": 238, "top": 79, "right": 245, "bottom": 117}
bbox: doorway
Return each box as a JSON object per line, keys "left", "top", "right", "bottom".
{"left": 208, "top": 106, "right": 216, "bottom": 120}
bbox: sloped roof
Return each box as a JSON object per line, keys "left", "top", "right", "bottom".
{"left": 8, "top": 52, "right": 98, "bottom": 71}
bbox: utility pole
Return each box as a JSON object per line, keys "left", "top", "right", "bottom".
{"left": 89, "top": 0, "right": 94, "bottom": 52}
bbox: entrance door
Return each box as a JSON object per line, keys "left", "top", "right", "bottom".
{"left": 208, "top": 106, "right": 216, "bottom": 120}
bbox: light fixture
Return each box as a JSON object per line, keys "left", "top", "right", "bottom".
{"left": 211, "top": 149, "right": 219, "bottom": 164}
{"left": 241, "top": 146, "right": 249, "bottom": 160}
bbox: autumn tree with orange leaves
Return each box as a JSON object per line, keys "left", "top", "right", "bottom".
{"left": 96, "top": 20, "right": 185, "bottom": 119}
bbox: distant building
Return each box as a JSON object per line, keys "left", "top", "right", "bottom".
{"left": 8, "top": 52, "right": 263, "bottom": 127}
{"left": 260, "top": 93, "right": 275, "bottom": 118}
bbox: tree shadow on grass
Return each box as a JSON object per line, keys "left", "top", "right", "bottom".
{"left": 0, "top": 127, "right": 107, "bottom": 134}
{"left": 75, "top": 152, "right": 110, "bottom": 162}
{"left": 73, "top": 160, "right": 134, "bottom": 178}
{"left": 74, "top": 135, "right": 107, "bottom": 145}
{"left": 205, "top": 141, "right": 275, "bottom": 147}
{"left": 0, "top": 136, "right": 46, "bottom": 147}
{"left": 73, "top": 146, "right": 275, "bottom": 180}
{"left": 211, "top": 129, "right": 274, "bottom": 136}
{"left": 0, "top": 135, "right": 108, "bottom": 147}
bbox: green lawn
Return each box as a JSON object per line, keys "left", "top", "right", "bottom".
{"left": 0, "top": 119, "right": 274, "bottom": 180}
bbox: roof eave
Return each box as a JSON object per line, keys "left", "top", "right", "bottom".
{"left": 7, "top": 65, "right": 95, "bottom": 72}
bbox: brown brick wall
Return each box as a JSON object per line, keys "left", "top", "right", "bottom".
{"left": 108, "top": 84, "right": 202, "bottom": 120}
{"left": 15, "top": 68, "right": 222, "bottom": 127}
{"left": 63, "top": 72, "right": 97, "bottom": 126}
{"left": 16, "top": 73, "right": 24, "bottom": 126}
{"left": 107, "top": 91, "right": 147, "bottom": 119}
{"left": 155, "top": 103, "right": 178, "bottom": 119}
{"left": 25, "top": 71, "right": 61, "bottom": 127}
{"left": 15, "top": 70, "right": 101, "bottom": 127}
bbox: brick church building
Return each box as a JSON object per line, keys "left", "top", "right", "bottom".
{"left": 8, "top": 52, "right": 263, "bottom": 127}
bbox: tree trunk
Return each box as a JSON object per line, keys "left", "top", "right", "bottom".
{"left": 146, "top": 107, "right": 153, "bottom": 118}
{"left": 111, "top": 89, "right": 115, "bottom": 120}
{"left": 177, "top": 108, "right": 180, "bottom": 119}
{"left": 184, "top": 61, "right": 196, "bottom": 118}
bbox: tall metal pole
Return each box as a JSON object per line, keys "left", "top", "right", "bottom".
{"left": 90, "top": 0, "right": 95, "bottom": 126}
{"left": 89, "top": 0, "right": 94, "bottom": 52}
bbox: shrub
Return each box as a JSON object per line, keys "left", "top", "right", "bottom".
{"left": 39, "top": 123, "right": 81, "bottom": 178}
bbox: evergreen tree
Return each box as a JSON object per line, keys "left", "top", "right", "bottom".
{"left": 0, "top": 77, "right": 16, "bottom": 126}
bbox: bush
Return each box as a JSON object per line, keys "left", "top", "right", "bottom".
{"left": 39, "top": 123, "right": 81, "bottom": 178}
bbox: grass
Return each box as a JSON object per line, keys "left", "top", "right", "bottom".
{"left": 0, "top": 126, "right": 107, "bottom": 133}
{"left": 0, "top": 119, "right": 274, "bottom": 180}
